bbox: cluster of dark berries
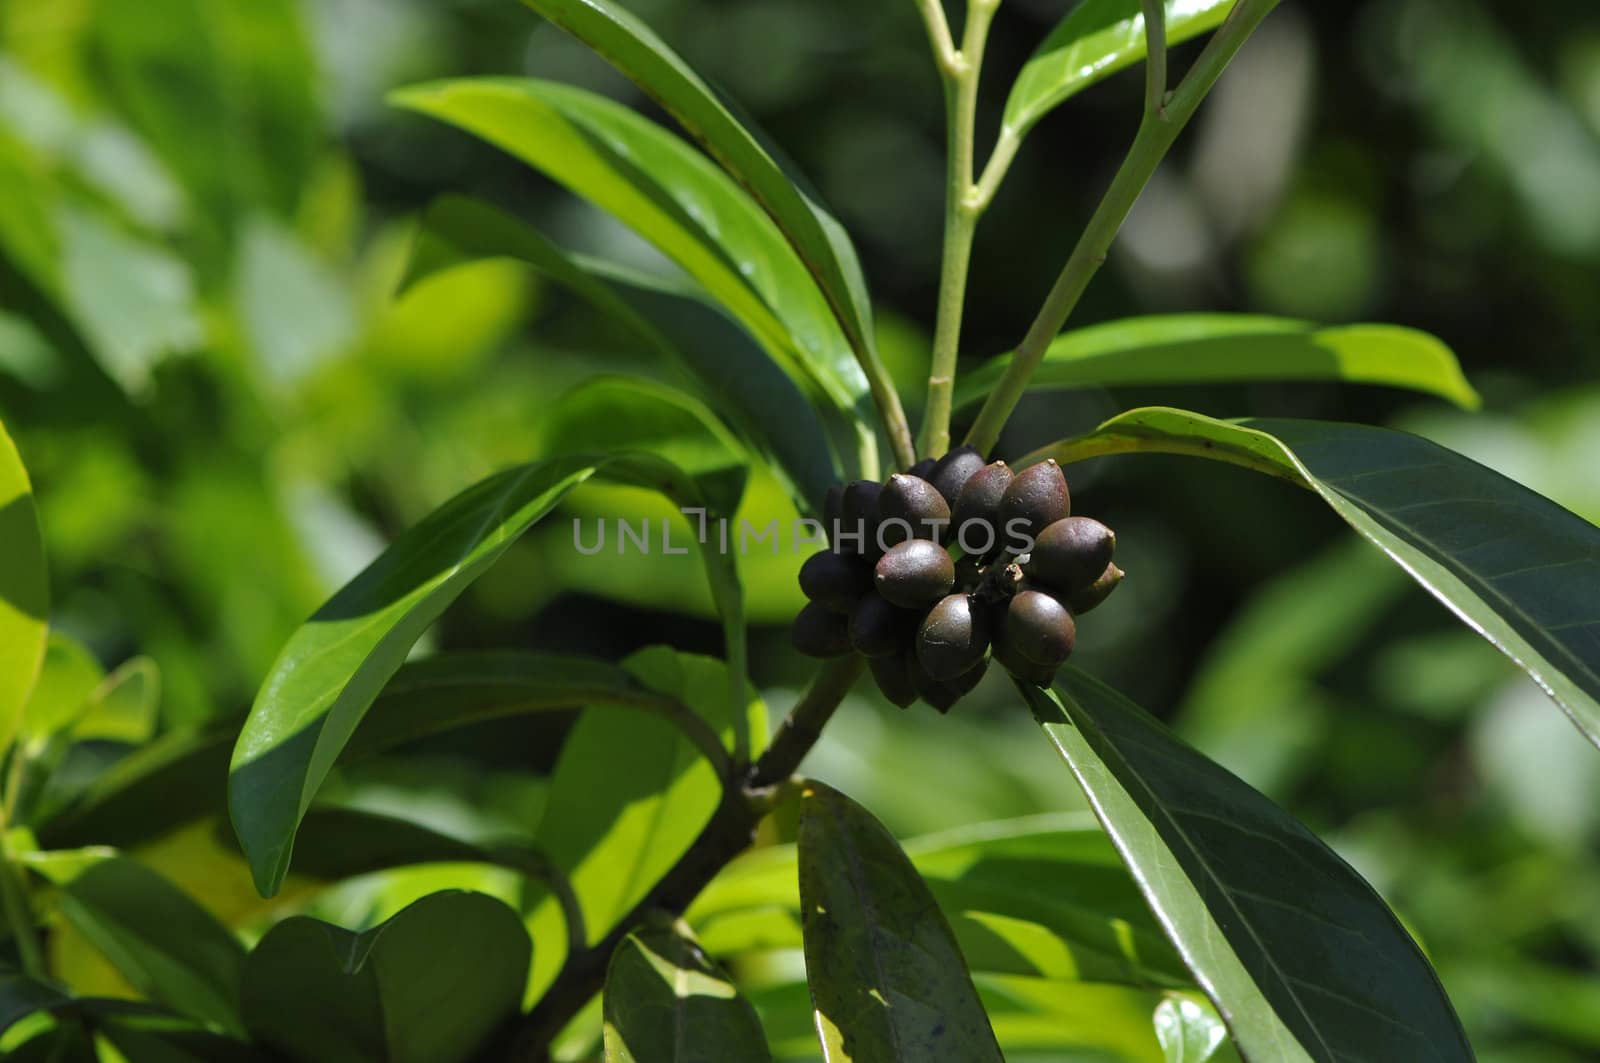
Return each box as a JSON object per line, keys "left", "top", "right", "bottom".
{"left": 791, "top": 445, "right": 1123, "bottom": 712}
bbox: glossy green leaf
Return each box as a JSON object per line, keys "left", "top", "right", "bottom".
{"left": 516, "top": 0, "right": 879, "bottom": 365}
{"left": 602, "top": 916, "right": 771, "bottom": 1063}
{"left": 391, "top": 80, "right": 866, "bottom": 419}
{"left": 1002, "top": 0, "right": 1235, "bottom": 146}
{"left": 797, "top": 782, "right": 1004, "bottom": 1063}
{"left": 954, "top": 316, "right": 1479, "bottom": 410}
{"left": 0, "top": 417, "right": 47, "bottom": 756}
{"left": 524, "top": 648, "right": 752, "bottom": 1002}
{"left": 52, "top": 857, "right": 246, "bottom": 1033}
{"left": 405, "top": 195, "right": 852, "bottom": 512}
{"left": 1022, "top": 671, "right": 1472, "bottom": 1062}
{"left": 1032, "top": 407, "right": 1600, "bottom": 747}
{"left": 229, "top": 452, "right": 742, "bottom": 897}
{"left": 1155, "top": 992, "right": 1235, "bottom": 1063}
{"left": 693, "top": 813, "right": 1186, "bottom": 986}
{"left": 240, "top": 891, "right": 530, "bottom": 1063}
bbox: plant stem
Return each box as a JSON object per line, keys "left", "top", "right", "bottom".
{"left": 963, "top": 0, "right": 1281, "bottom": 455}
{"left": 750, "top": 656, "right": 863, "bottom": 787}
{"left": 914, "top": 0, "right": 959, "bottom": 76}
{"left": 0, "top": 797, "right": 45, "bottom": 978}
{"left": 920, "top": 0, "right": 1000, "bottom": 460}
{"left": 499, "top": 657, "right": 861, "bottom": 1060}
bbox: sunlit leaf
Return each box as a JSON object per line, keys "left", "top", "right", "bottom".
{"left": 51, "top": 856, "right": 246, "bottom": 1033}
{"left": 391, "top": 80, "right": 866, "bottom": 422}
{"left": 0, "top": 416, "right": 49, "bottom": 755}
{"left": 516, "top": 0, "right": 879, "bottom": 366}
{"left": 692, "top": 813, "right": 1186, "bottom": 986}
{"left": 1154, "top": 992, "right": 1234, "bottom": 1063}
{"left": 1022, "top": 672, "right": 1472, "bottom": 1062}
{"left": 405, "top": 195, "right": 852, "bottom": 512}
{"left": 524, "top": 648, "right": 753, "bottom": 1003}
{"left": 240, "top": 892, "right": 529, "bottom": 1063}
{"left": 955, "top": 316, "right": 1479, "bottom": 410}
{"left": 55, "top": 207, "right": 203, "bottom": 394}
{"left": 543, "top": 376, "right": 750, "bottom": 518}
{"left": 1002, "top": 0, "right": 1235, "bottom": 147}
{"left": 602, "top": 916, "right": 771, "bottom": 1063}
{"left": 1031, "top": 408, "right": 1600, "bottom": 747}
{"left": 76, "top": 656, "right": 160, "bottom": 744}
{"left": 229, "top": 452, "right": 742, "bottom": 897}
{"left": 797, "top": 782, "right": 1003, "bottom": 1062}
{"left": 90, "top": 0, "right": 319, "bottom": 228}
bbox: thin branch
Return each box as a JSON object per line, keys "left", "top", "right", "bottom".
{"left": 915, "top": 0, "right": 960, "bottom": 78}
{"left": 497, "top": 657, "right": 862, "bottom": 1060}
{"left": 0, "top": 791, "right": 45, "bottom": 978}
{"left": 750, "top": 656, "right": 863, "bottom": 787}
{"left": 963, "top": 0, "right": 1281, "bottom": 455}
{"left": 1141, "top": 0, "right": 1168, "bottom": 119}
{"left": 919, "top": 0, "right": 1001, "bottom": 459}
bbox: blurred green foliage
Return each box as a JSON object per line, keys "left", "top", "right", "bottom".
{"left": 1, "top": 0, "right": 1599, "bottom": 1059}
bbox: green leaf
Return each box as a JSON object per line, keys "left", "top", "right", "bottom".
{"left": 409, "top": 197, "right": 855, "bottom": 507}
{"left": 240, "top": 891, "right": 530, "bottom": 1063}
{"left": 0, "top": 417, "right": 48, "bottom": 756}
{"left": 90, "top": 0, "right": 319, "bottom": 228}
{"left": 515, "top": 0, "right": 879, "bottom": 366}
{"left": 1002, "top": 0, "right": 1235, "bottom": 147}
{"left": 797, "top": 782, "right": 1004, "bottom": 1063}
{"left": 405, "top": 196, "right": 853, "bottom": 509}
{"left": 0, "top": 969, "right": 67, "bottom": 1040}
{"left": 748, "top": 976, "right": 1171, "bottom": 1061}
{"left": 342, "top": 650, "right": 683, "bottom": 762}
{"left": 602, "top": 916, "right": 771, "bottom": 1063}
{"left": 524, "top": 649, "right": 751, "bottom": 1002}
{"left": 52, "top": 856, "right": 246, "bottom": 1033}
{"left": 954, "top": 316, "right": 1479, "bottom": 411}
{"left": 1155, "top": 992, "right": 1235, "bottom": 1063}
{"left": 55, "top": 207, "right": 204, "bottom": 394}
{"left": 36, "top": 722, "right": 235, "bottom": 852}
{"left": 391, "top": 80, "right": 867, "bottom": 420}
{"left": 252, "top": 807, "right": 553, "bottom": 884}
{"left": 76, "top": 656, "right": 160, "bottom": 744}
{"left": 1021, "top": 671, "right": 1472, "bottom": 1062}
{"left": 1032, "top": 407, "right": 1600, "bottom": 747}
{"left": 692, "top": 813, "right": 1186, "bottom": 986}
{"left": 19, "top": 634, "right": 100, "bottom": 746}
{"left": 229, "top": 452, "right": 742, "bottom": 897}
{"left": 544, "top": 376, "right": 750, "bottom": 517}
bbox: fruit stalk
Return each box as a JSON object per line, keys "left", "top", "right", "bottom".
{"left": 964, "top": 0, "right": 1282, "bottom": 455}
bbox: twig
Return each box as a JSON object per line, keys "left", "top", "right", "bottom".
{"left": 963, "top": 0, "right": 1282, "bottom": 455}
{"left": 497, "top": 657, "right": 862, "bottom": 1060}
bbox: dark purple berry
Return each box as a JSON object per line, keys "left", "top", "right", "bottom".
{"left": 791, "top": 601, "right": 852, "bottom": 658}
{"left": 1027, "top": 517, "right": 1115, "bottom": 594}
{"left": 916, "top": 593, "right": 991, "bottom": 681}
{"left": 874, "top": 540, "right": 955, "bottom": 609}
{"left": 798, "top": 550, "right": 871, "bottom": 613}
